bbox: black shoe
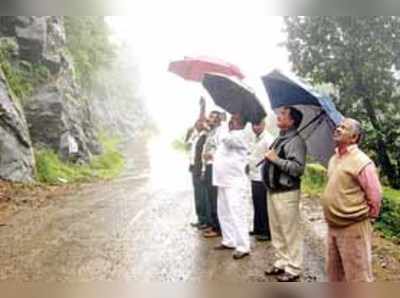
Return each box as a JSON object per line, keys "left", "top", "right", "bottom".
{"left": 264, "top": 267, "right": 285, "bottom": 276}
{"left": 197, "top": 224, "right": 209, "bottom": 231}
{"left": 276, "top": 272, "right": 300, "bottom": 282}
{"left": 249, "top": 231, "right": 257, "bottom": 236}
{"left": 232, "top": 250, "right": 250, "bottom": 260}
{"left": 190, "top": 222, "right": 200, "bottom": 228}
{"left": 255, "top": 235, "right": 271, "bottom": 242}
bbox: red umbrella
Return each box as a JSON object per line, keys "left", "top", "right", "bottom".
{"left": 168, "top": 56, "right": 245, "bottom": 82}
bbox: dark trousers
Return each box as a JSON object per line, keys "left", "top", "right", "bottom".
{"left": 251, "top": 180, "right": 270, "bottom": 236}
{"left": 205, "top": 164, "right": 220, "bottom": 232}
{"left": 192, "top": 173, "right": 210, "bottom": 225}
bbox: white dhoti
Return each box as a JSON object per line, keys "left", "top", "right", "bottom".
{"left": 218, "top": 186, "right": 250, "bottom": 253}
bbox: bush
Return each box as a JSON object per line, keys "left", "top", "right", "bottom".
{"left": 172, "top": 139, "right": 190, "bottom": 152}
{"left": 0, "top": 38, "right": 50, "bottom": 101}
{"left": 376, "top": 188, "right": 400, "bottom": 239}
{"left": 302, "top": 163, "right": 327, "bottom": 197}
{"left": 1, "top": 60, "right": 50, "bottom": 101}
{"left": 35, "top": 135, "right": 124, "bottom": 184}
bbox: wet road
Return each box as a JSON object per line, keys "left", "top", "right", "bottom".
{"left": 0, "top": 137, "right": 326, "bottom": 281}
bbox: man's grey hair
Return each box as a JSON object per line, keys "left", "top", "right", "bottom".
{"left": 346, "top": 118, "right": 363, "bottom": 144}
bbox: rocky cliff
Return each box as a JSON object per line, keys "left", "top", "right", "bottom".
{"left": 0, "top": 16, "right": 149, "bottom": 182}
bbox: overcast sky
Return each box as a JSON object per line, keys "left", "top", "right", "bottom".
{"left": 108, "top": 2, "right": 291, "bottom": 138}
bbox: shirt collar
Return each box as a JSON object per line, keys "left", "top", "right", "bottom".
{"left": 335, "top": 144, "right": 358, "bottom": 157}
{"left": 279, "top": 127, "right": 297, "bottom": 139}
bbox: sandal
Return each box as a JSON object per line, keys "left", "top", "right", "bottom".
{"left": 264, "top": 267, "right": 285, "bottom": 276}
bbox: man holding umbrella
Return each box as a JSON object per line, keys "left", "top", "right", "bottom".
{"left": 263, "top": 106, "right": 306, "bottom": 282}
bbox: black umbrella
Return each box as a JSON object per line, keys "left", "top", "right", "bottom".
{"left": 202, "top": 73, "right": 266, "bottom": 124}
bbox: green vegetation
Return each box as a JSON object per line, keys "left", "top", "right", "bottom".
{"left": 285, "top": 17, "right": 400, "bottom": 189}
{"left": 2, "top": 62, "right": 49, "bottom": 100}
{"left": 0, "top": 40, "right": 50, "bottom": 100}
{"left": 35, "top": 135, "right": 124, "bottom": 184}
{"left": 301, "top": 163, "right": 327, "bottom": 197}
{"left": 64, "top": 17, "right": 115, "bottom": 89}
{"left": 376, "top": 188, "right": 400, "bottom": 239}
{"left": 302, "top": 163, "right": 400, "bottom": 239}
{"left": 172, "top": 138, "right": 190, "bottom": 152}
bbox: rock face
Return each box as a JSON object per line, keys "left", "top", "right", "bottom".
{"left": 0, "top": 16, "right": 103, "bottom": 181}
{"left": 0, "top": 16, "right": 66, "bottom": 74}
{"left": 24, "top": 85, "right": 102, "bottom": 163}
{"left": 0, "top": 70, "right": 35, "bottom": 182}
{"left": 0, "top": 16, "right": 151, "bottom": 182}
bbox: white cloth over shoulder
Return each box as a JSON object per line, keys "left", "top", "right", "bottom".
{"left": 213, "top": 129, "right": 249, "bottom": 188}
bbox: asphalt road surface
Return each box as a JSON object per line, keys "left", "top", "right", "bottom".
{"left": 0, "top": 137, "right": 325, "bottom": 282}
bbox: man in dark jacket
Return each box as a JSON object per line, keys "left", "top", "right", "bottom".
{"left": 263, "top": 106, "right": 306, "bottom": 282}
{"left": 189, "top": 119, "right": 210, "bottom": 230}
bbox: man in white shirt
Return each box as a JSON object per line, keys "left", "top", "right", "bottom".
{"left": 248, "top": 119, "right": 274, "bottom": 241}
{"left": 213, "top": 113, "right": 251, "bottom": 260}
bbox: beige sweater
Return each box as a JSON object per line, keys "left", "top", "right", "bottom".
{"left": 322, "top": 146, "right": 372, "bottom": 227}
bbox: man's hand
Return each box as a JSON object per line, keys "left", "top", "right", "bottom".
{"left": 265, "top": 149, "right": 279, "bottom": 162}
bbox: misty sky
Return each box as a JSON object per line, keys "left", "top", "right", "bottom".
{"left": 108, "top": 2, "right": 291, "bottom": 138}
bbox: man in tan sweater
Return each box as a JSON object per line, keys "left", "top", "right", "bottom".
{"left": 322, "top": 118, "right": 382, "bottom": 282}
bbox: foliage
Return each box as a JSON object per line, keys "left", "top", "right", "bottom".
{"left": 3, "top": 62, "right": 49, "bottom": 100}
{"left": 284, "top": 16, "right": 400, "bottom": 188}
{"left": 0, "top": 38, "right": 16, "bottom": 62}
{"left": 301, "top": 163, "right": 327, "bottom": 197}
{"left": 35, "top": 135, "right": 124, "bottom": 184}
{"left": 64, "top": 17, "right": 116, "bottom": 89}
{"left": 0, "top": 40, "right": 50, "bottom": 100}
{"left": 172, "top": 138, "right": 190, "bottom": 152}
{"left": 376, "top": 188, "right": 400, "bottom": 239}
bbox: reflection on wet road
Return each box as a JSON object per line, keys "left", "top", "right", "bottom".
{"left": 0, "top": 136, "right": 325, "bottom": 281}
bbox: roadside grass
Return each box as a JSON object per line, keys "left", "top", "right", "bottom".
{"left": 172, "top": 138, "right": 190, "bottom": 153}
{"left": 35, "top": 135, "right": 124, "bottom": 184}
{"left": 301, "top": 163, "right": 327, "bottom": 197}
{"left": 302, "top": 163, "right": 400, "bottom": 240}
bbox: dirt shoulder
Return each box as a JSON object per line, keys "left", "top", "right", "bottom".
{"left": 0, "top": 180, "right": 79, "bottom": 226}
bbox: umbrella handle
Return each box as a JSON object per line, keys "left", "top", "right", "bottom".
{"left": 256, "top": 159, "right": 265, "bottom": 167}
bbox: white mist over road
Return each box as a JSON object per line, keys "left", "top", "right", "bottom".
{"left": 108, "top": 4, "right": 290, "bottom": 141}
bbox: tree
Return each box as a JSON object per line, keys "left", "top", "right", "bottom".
{"left": 284, "top": 16, "right": 400, "bottom": 189}
{"left": 64, "top": 17, "right": 115, "bottom": 89}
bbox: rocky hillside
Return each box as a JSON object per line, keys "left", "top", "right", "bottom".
{"left": 0, "top": 16, "right": 150, "bottom": 183}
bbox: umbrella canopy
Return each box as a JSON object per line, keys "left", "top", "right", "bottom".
{"left": 168, "top": 56, "right": 245, "bottom": 82}
{"left": 202, "top": 73, "right": 266, "bottom": 124}
{"left": 262, "top": 70, "right": 344, "bottom": 165}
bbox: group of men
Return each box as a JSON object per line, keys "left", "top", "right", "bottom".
{"left": 186, "top": 104, "right": 382, "bottom": 282}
